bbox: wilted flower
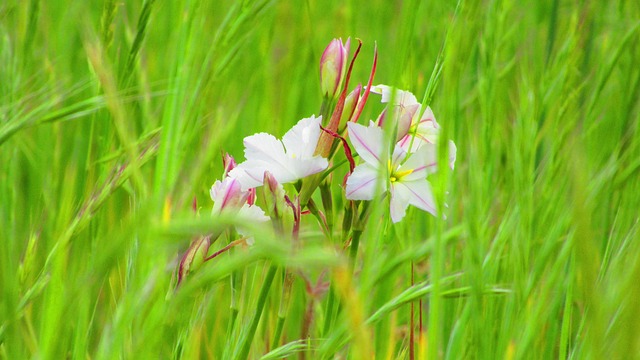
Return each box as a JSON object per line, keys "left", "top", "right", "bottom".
{"left": 229, "top": 115, "right": 329, "bottom": 190}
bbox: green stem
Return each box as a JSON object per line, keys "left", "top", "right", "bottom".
{"left": 271, "top": 316, "right": 286, "bottom": 349}
{"left": 322, "top": 287, "right": 336, "bottom": 336}
{"left": 234, "top": 264, "right": 278, "bottom": 360}
{"left": 349, "top": 229, "right": 362, "bottom": 272}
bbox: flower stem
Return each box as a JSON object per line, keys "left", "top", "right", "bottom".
{"left": 234, "top": 264, "right": 278, "bottom": 360}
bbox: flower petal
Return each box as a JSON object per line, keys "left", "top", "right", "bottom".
{"left": 210, "top": 177, "right": 248, "bottom": 213}
{"left": 281, "top": 115, "right": 323, "bottom": 159}
{"left": 395, "top": 179, "right": 438, "bottom": 217}
{"left": 389, "top": 182, "right": 411, "bottom": 223}
{"left": 369, "top": 84, "right": 419, "bottom": 106}
{"left": 347, "top": 121, "right": 383, "bottom": 166}
{"left": 287, "top": 156, "right": 329, "bottom": 181}
{"left": 345, "top": 163, "right": 381, "bottom": 200}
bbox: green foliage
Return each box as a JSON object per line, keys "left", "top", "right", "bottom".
{"left": 1, "top": 0, "right": 639, "bottom": 358}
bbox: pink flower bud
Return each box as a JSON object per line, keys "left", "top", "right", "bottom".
{"left": 262, "top": 171, "right": 285, "bottom": 218}
{"left": 210, "top": 177, "right": 249, "bottom": 214}
{"left": 177, "top": 235, "right": 211, "bottom": 286}
{"left": 320, "top": 38, "right": 350, "bottom": 99}
{"left": 222, "top": 153, "right": 237, "bottom": 177}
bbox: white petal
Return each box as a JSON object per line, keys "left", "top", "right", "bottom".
{"left": 347, "top": 122, "right": 383, "bottom": 166}
{"left": 389, "top": 183, "right": 411, "bottom": 223}
{"left": 238, "top": 204, "right": 269, "bottom": 222}
{"left": 287, "top": 156, "right": 329, "bottom": 181}
{"left": 281, "top": 115, "right": 323, "bottom": 159}
{"left": 448, "top": 140, "right": 457, "bottom": 170}
{"left": 396, "top": 180, "right": 438, "bottom": 217}
{"left": 236, "top": 204, "right": 270, "bottom": 238}
{"left": 369, "top": 84, "right": 419, "bottom": 106}
{"left": 401, "top": 143, "right": 438, "bottom": 180}
{"left": 228, "top": 163, "right": 265, "bottom": 190}
{"left": 345, "top": 163, "right": 381, "bottom": 200}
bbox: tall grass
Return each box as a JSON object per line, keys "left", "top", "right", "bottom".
{"left": 1, "top": 0, "right": 639, "bottom": 358}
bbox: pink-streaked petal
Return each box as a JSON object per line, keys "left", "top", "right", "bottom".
{"left": 391, "top": 144, "right": 407, "bottom": 168}
{"left": 228, "top": 165, "right": 263, "bottom": 190}
{"left": 347, "top": 121, "right": 383, "bottom": 166}
{"left": 397, "top": 180, "right": 438, "bottom": 217}
{"left": 389, "top": 183, "right": 411, "bottom": 223}
{"left": 401, "top": 143, "right": 437, "bottom": 180}
{"left": 345, "top": 163, "right": 381, "bottom": 200}
{"left": 418, "top": 106, "right": 437, "bottom": 124}
{"left": 282, "top": 115, "right": 323, "bottom": 159}
{"left": 211, "top": 177, "right": 249, "bottom": 214}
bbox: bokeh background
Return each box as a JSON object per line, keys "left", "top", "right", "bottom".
{"left": 2, "top": 0, "right": 639, "bottom": 358}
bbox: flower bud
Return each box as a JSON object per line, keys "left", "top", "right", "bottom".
{"left": 338, "top": 84, "right": 362, "bottom": 133}
{"left": 262, "top": 171, "right": 286, "bottom": 219}
{"left": 222, "top": 153, "right": 237, "bottom": 177}
{"left": 210, "top": 177, "right": 249, "bottom": 214}
{"left": 177, "top": 235, "right": 211, "bottom": 286}
{"left": 320, "top": 38, "right": 350, "bottom": 99}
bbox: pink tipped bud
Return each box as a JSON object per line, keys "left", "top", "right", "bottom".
{"left": 177, "top": 235, "right": 211, "bottom": 286}
{"left": 320, "top": 38, "right": 350, "bottom": 99}
{"left": 222, "top": 153, "right": 236, "bottom": 177}
{"left": 210, "top": 177, "right": 249, "bottom": 214}
{"left": 247, "top": 188, "right": 256, "bottom": 206}
{"left": 338, "top": 84, "right": 362, "bottom": 133}
{"left": 262, "top": 171, "right": 286, "bottom": 218}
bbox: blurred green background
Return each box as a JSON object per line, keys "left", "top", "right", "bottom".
{"left": 1, "top": 0, "right": 639, "bottom": 358}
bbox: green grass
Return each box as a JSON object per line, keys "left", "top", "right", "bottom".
{"left": 2, "top": 0, "right": 640, "bottom": 358}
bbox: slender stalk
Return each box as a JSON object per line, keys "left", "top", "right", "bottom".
{"left": 234, "top": 264, "right": 278, "bottom": 360}
{"left": 322, "top": 287, "right": 336, "bottom": 336}
{"left": 349, "top": 229, "right": 362, "bottom": 272}
{"left": 409, "top": 262, "right": 415, "bottom": 360}
{"left": 271, "top": 316, "right": 286, "bottom": 349}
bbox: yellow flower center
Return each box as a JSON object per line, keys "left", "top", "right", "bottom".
{"left": 388, "top": 160, "right": 413, "bottom": 183}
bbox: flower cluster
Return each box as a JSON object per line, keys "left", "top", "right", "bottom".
{"left": 177, "top": 38, "right": 456, "bottom": 285}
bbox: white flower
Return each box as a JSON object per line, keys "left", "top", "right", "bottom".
{"left": 345, "top": 121, "right": 456, "bottom": 223}
{"left": 228, "top": 115, "right": 329, "bottom": 190}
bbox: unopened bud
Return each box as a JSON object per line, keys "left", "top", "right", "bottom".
{"left": 320, "top": 38, "right": 350, "bottom": 99}
{"left": 262, "top": 171, "right": 286, "bottom": 219}
{"left": 338, "top": 84, "right": 362, "bottom": 133}
{"left": 177, "top": 235, "right": 211, "bottom": 286}
{"left": 222, "top": 153, "right": 237, "bottom": 177}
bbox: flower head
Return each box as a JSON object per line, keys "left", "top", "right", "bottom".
{"left": 229, "top": 115, "right": 329, "bottom": 190}
{"left": 345, "top": 121, "right": 456, "bottom": 223}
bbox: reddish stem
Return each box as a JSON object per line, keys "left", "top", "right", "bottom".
{"left": 351, "top": 43, "right": 378, "bottom": 124}
{"left": 320, "top": 125, "right": 356, "bottom": 173}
